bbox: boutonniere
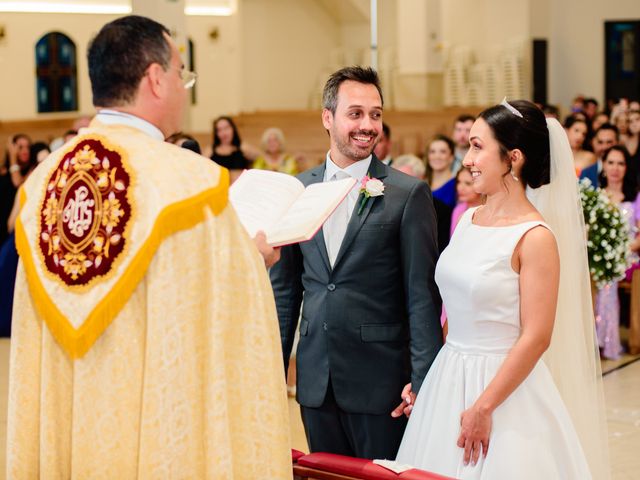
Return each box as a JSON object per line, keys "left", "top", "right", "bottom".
{"left": 357, "top": 175, "right": 384, "bottom": 215}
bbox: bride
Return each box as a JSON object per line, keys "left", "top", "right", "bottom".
{"left": 395, "top": 100, "right": 609, "bottom": 479}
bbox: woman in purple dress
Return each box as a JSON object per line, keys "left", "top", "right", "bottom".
{"left": 596, "top": 145, "right": 640, "bottom": 359}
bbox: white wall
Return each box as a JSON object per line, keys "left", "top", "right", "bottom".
{"left": 0, "top": 12, "right": 118, "bottom": 121}
{"left": 240, "top": 0, "right": 339, "bottom": 111}
{"left": 441, "top": 0, "right": 529, "bottom": 62}
{"left": 186, "top": 14, "right": 242, "bottom": 130}
{"left": 548, "top": 0, "right": 640, "bottom": 109}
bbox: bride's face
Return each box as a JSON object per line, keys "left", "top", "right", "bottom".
{"left": 463, "top": 118, "right": 509, "bottom": 195}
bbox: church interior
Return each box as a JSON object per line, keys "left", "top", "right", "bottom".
{"left": 0, "top": 1, "right": 639, "bottom": 478}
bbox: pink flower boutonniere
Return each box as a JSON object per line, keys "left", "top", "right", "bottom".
{"left": 357, "top": 175, "right": 385, "bottom": 215}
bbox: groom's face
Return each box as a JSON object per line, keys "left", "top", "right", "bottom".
{"left": 323, "top": 80, "right": 382, "bottom": 165}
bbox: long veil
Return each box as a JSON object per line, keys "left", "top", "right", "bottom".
{"left": 526, "top": 118, "right": 610, "bottom": 479}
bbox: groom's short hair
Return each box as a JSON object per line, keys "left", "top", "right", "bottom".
{"left": 322, "top": 66, "right": 383, "bottom": 115}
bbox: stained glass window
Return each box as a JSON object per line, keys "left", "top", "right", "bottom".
{"left": 35, "top": 32, "right": 78, "bottom": 113}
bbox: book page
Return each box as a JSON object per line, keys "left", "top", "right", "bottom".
{"left": 372, "top": 459, "right": 415, "bottom": 474}
{"left": 229, "top": 169, "right": 304, "bottom": 238}
{"left": 266, "top": 177, "right": 356, "bottom": 247}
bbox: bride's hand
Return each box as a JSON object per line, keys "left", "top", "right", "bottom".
{"left": 457, "top": 405, "right": 492, "bottom": 466}
{"left": 390, "top": 383, "right": 416, "bottom": 418}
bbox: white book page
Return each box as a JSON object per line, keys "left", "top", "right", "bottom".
{"left": 266, "top": 177, "right": 356, "bottom": 246}
{"left": 229, "top": 169, "right": 304, "bottom": 238}
{"left": 372, "top": 459, "right": 415, "bottom": 474}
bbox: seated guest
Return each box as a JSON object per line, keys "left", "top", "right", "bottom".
{"left": 450, "top": 167, "right": 482, "bottom": 236}
{"left": 564, "top": 115, "right": 596, "bottom": 175}
{"left": 451, "top": 114, "right": 474, "bottom": 174}
{"left": 0, "top": 141, "right": 50, "bottom": 337}
{"left": 580, "top": 123, "right": 619, "bottom": 186}
{"left": 626, "top": 110, "right": 640, "bottom": 163}
{"left": 542, "top": 104, "right": 560, "bottom": 119}
{"left": 374, "top": 122, "right": 393, "bottom": 165}
{"left": 592, "top": 112, "right": 609, "bottom": 132}
{"left": 392, "top": 153, "right": 424, "bottom": 178}
{"left": 393, "top": 154, "right": 451, "bottom": 253}
{"left": 583, "top": 97, "right": 599, "bottom": 121}
{"left": 1, "top": 134, "right": 33, "bottom": 245}
{"left": 424, "top": 135, "right": 457, "bottom": 208}
{"left": 253, "top": 127, "right": 298, "bottom": 175}
{"left": 614, "top": 111, "right": 630, "bottom": 145}
{"left": 209, "top": 116, "right": 249, "bottom": 183}
{"left": 166, "top": 132, "right": 202, "bottom": 154}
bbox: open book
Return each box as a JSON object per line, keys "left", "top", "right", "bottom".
{"left": 229, "top": 169, "right": 357, "bottom": 247}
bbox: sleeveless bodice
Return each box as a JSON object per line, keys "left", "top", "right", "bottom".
{"left": 435, "top": 207, "right": 550, "bottom": 353}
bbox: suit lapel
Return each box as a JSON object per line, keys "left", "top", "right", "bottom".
{"left": 305, "top": 165, "right": 332, "bottom": 273}
{"left": 333, "top": 157, "right": 388, "bottom": 269}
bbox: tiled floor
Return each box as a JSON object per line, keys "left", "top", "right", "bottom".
{"left": 0, "top": 339, "right": 636, "bottom": 478}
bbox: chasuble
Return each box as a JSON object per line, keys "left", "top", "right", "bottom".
{"left": 7, "top": 121, "right": 291, "bottom": 479}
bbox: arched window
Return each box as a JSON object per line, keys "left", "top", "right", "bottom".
{"left": 35, "top": 32, "right": 78, "bottom": 113}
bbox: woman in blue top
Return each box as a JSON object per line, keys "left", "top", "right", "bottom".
{"left": 425, "top": 135, "right": 457, "bottom": 207}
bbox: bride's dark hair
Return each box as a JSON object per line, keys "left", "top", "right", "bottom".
{"left": 479, "top": 100, "right": 551, "bottom": 188}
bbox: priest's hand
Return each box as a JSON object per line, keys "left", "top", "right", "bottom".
{"left": 391, "top": 383, "right": 416, "bottom": 418}
{"left": 254, "top": 231, "right": 281, "bottom": 268}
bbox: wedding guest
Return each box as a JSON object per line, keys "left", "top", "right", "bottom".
{"left": 450, "top": 167, "right": 482, "bottom": 235}
{"left": 580, "top": 123, "right": 619, "bottom": 186}
{"left": 425, "top": 135, "right": 457, "bottom": 207}
{"left": 625, "top": 110, "right": 640, "bottom": 161}
{"left": 374, "top": 122, "right": 393, "bottom": 166}
{"left": 210, "top": 116, "right": 249, "bottom": 183}
{"left": 592, "top": 112, "right": 609, "bottom": 132}
{"left": 166, "top": 131, "right": 202, "bottom": 154}
{"left": 1, "top": 134, "right": 33, "bottom": 245}
{"left": 451, "top": 114, "right": 475, "bottom": 174}
{"left": 596, "top": 145, "right": 640, "bottom": 360}
{"left": 542, "top": 104, "right": 560, "bottom": 119}
{"left": 253, "top": 127, "right": 298, "bottom": 175}
{"left": 614, "top": 111, "right": 630, "bottom": 144}
{"left": 583, "top": 97, "right": 599, "bottom": 120}
{"left": 564, "top": 115, "right": 596, "bottom": 175}
{"left": 0, "top": 142, "right": 50, "bottom": 338}
{"left": 393, "top": 154, "right": 451, "bottom": 252}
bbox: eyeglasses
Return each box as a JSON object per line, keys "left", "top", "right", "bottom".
{"left": 179, "top": 69, "right": 197, "bottom": 89}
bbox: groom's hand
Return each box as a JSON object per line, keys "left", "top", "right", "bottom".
{"left": 390, "top": 383, "right": 416, "bottom": 418}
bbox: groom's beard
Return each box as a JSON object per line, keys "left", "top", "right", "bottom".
{"left": 333, "top": 128, "right": 379, "bottom": 161}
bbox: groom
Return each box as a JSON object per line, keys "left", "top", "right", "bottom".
{"left": 270, "top": 66, "right": 442, "bottom": 459}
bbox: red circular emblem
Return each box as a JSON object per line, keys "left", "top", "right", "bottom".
{"left": 38, "top": 138, "right": 132, "bottom": 287}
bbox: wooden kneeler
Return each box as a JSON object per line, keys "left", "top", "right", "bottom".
{"left": 291, "top": 451, "right": 455, "bottom": 480}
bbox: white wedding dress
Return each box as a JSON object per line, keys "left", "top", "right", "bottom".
{"left": 396, "top": 207, "right": 592, "bottom": 479}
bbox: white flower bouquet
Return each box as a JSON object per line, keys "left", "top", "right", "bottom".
{"left": 579, "top": 178, "right": 631, "bottom": 288}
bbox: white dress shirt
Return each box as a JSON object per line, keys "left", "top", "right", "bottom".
{"left": 322, "top": 153, "right": 372, "bottom": 266}
{"left": 95, "top": 109, "right": 165, "bottom": 141}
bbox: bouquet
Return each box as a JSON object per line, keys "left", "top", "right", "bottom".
{"left": 579, "top": 178, "right": 631, "bottom": 288}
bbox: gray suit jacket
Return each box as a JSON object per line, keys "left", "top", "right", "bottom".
{"left": 270, "top": 157, "right": 442, "bottom": 414}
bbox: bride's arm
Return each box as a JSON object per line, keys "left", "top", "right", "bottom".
{"left": 457, "top": 226, "right": 559, "bottom": 466}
